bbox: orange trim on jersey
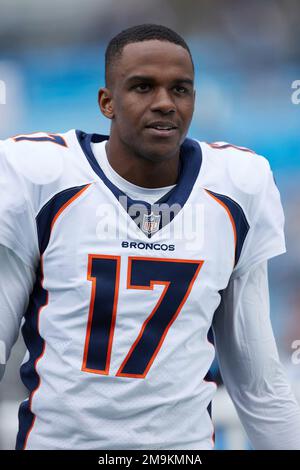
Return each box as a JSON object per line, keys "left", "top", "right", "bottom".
{"left": 12, "top": 132, "right": 68, "bottom": 148}
{"left": 50, "top": 184, "right": 91, "bottom": 233}
{"left": 81, "top": 254, "right": 121, "bottom": 375}
{"left": 207, "top": 142, "right": 256, "bottom": 154}
{"left": 204, "top": 189, "right": 237, "bottom": 266}
{"left": 116, "top": 257, "right": 204, "bottom": 379}
{"left": 23, "top": 256, "right": 49, "bottom": 450}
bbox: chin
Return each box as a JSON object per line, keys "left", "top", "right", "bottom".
{"left": 141, "top": 141, "right": 181, "bottom": 162}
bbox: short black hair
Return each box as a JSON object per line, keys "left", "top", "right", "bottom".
{"left": 105, "top": 24, "right": 194, "bottom": 87}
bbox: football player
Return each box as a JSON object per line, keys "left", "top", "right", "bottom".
{"left": 0, "top": 24, "right": 300, "bottom": 450}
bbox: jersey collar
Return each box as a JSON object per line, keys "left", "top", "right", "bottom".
{"left": 76, "top": 130, "right": 202, "bottom": 238}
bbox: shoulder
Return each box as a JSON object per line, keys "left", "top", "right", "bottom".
{"left": 197, "top": 140, "right": 271, "bottom": 197}
{"left": 0, "top": 129, "right": 94, "bottom": 215}
{"left": 194, "top": 140, "right": 275, "bottom": 218}
{"left": 1, "top": 130, "right": 76, "bottom": 186}
{"left": 193, "top": 139, "right": 285, "bottom": 272}
{"left": 192, "top": 139, "right": 281, "bottom": 240}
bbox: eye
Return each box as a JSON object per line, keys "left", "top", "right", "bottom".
{"left": 133, "top": 83, "right": 151, "bottom": 92}
{"left": 174, "top": 86, "right": 189, "bottom": 94}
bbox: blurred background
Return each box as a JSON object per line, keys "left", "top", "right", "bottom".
{"left": 0, "top": 0, "right": 300, "bottom": 450}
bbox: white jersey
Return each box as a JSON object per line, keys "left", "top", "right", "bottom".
{"left": 0, "top": 130, "right": 285, "bottom": 450}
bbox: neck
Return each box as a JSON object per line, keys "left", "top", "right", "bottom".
{"left": 105, "top": 136, "right": 180, "bottom": 189}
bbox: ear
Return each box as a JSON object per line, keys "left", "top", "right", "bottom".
{"left": 98, "top": 87, "right": 114, "bottom": 119}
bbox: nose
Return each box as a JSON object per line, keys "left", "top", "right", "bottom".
{"left": 150, "top": 87, "right": 176, "bottom": 114}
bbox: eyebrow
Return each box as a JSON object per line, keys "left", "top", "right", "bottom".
{"left": 125, "top": 75, "right": 194, "bottom": 86}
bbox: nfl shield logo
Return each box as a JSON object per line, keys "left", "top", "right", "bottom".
{"left": 142, "top": 212, "right": 161, "bottom": 235}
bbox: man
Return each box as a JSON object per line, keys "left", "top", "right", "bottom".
{"left": 0, "top": 24, "right": 300, "bottom": 450}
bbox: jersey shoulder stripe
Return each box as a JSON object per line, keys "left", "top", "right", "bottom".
{"left": 207, "top": 141, "right": 256, "bottom": 154}
{"left": 37, "top": 183, "right": 91, "bottom": 255}
{"left": 205, "top": 189, "right": 250, "bottom": 266}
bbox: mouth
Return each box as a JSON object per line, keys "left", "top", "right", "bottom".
{"left": 145, "top": 121, "right": 178, "bottom": 138}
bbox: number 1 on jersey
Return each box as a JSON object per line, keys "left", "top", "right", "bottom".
{"left": 82, "top": 255, "right": 203, "bottom": 378}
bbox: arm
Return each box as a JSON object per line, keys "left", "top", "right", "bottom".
{"left": 213, "top": 261, "right": 300, "bottom": 450}
{"left": 0, "top": 245, "right": 35, "bottom": 381}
